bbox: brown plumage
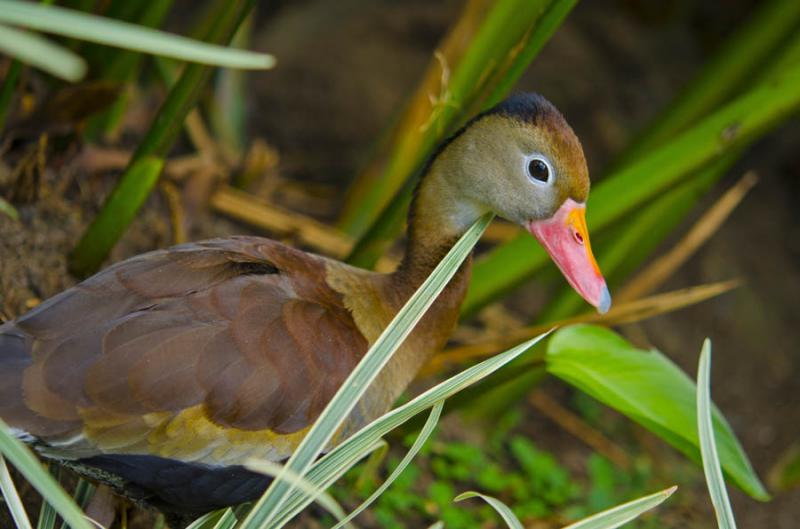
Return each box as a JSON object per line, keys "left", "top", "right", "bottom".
{"left": 0, "top": 93, "right": 605, "bottom": 523}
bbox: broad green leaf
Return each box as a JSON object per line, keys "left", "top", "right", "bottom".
{"left": 562, "top": 486, "right": 676, "bottom": 529}
{"left": 239, "top": 214, "right": 492, "bottom": 529}
{"left": 454, "top": 492, "right": 523, "bottom": 529}
{"left": 0, "top": 421, "right": 92, "bottom": 529}
{"left": 545, "top": 325, "right": 768, "bottom": 500}
{"left": 331, "top": 402, "right": 443, "bottom": 529}
{"left": 697, "top": 341, "right": 737, "bottom": 528}
{"left": 0, "top": 0, "right": 274, "bottom": 69}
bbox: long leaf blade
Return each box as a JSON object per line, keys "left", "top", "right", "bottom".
{"left": 331, "top": 402, "right": 444, "bottom": 529}
{"left": 697, "top": 340, "right": 737, "bottom": 529}
{"left": 0, "top": 421, "right": 92, "bottom": 529}
{"left": 561, "top": 486, "right": 676, "bottom": 529}
{"left": 272, "top": 333, "right": 550, "bottom": 525}
{"left": 0, "top": 455, "right": 33, "bottom": 529}
{"left": 454, "top": 492, "right": 523, "bottom": 529}
{"left": 0, "top": 24, "right": 86, "bottom": 81}
{"left": 0, "top": 0, "right": 274, "bottom": 69}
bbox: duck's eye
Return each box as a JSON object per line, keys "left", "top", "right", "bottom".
{"left": 526, "top": 155, "right": 554, "bottom": 185}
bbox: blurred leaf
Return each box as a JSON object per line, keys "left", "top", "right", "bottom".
{"left": 561, "top": 486, "right": 676, "bottom": 529}
{"left": 0, "top": 0, "right": 274, "bottom": 70}
{"left": 697, "top": 340, "right": 738, "bottom": 529}
{"left": 0, "top": 24, "right": 86, "bottom": 81}
{"left": 616, "top": 0, "right": 800, "bottom": 167}
{"left": 0, "top": 197, "right": 19, "bottom": 221}
{"left": 69, "top": 0, "right": 257, "bottom": 276}
{"left": 768, "top": 443, "right": 800, "bottom": 492}
{"left": 69, "top": 155, "right": 164, "bottom": 274}
{"left": 545, "top": 325, "right": 768, "bottom": 500}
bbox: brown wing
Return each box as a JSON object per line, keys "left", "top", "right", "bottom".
{"left": 0, "top": 237, "right": 368, "bottom": 463}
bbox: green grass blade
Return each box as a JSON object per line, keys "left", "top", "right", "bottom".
{"left": 697, "top": 340, "right": 737, "bottom": 529}
{"left": 243, "top": 459, "right": 346, "bottom": 522}
{"left": 0, "top": 24, "right": 86, "bottom": 81}
{"left": 69, "top": 0, "right": 256, "bottom": 276}
{"left": 454, "top": 492, "right": 523, "bottom": 529}
{"left": 0, "top": 455, "right": 33, "bottom": 529}
{"left": 239, "top": 213, "right": 492, "bottom": 529}
{"left": 85, "top": 0, "right": 176, "bottom": 139}
{"left": 36, "top": 465, "right": 61, "bottom": 529}
{"left": 272, "top": 333, "right": 549, "bottom": 525}
{"left": 58, "top": 479, "right": 94, "bottom": 529}
{"left": 69, "top": 156, "right": 164, "bottom": 275}
{"left": 463, "top": 68, "right": 800, "bottom": 316}
{"left": 0, "top": 0, "right": 274, "bottom": 69}
{"left": 561, "top": 486, "right": 676, "bottom": 529}
{"left": 185, "top": 508, "right": 236, "bottom": 529}
{"left": 269, "top": 440, "right": 386, "bottom": 527}
{"left": 0, "top": 421, "right": 92, "bottom": 529}
{"left": 331, "top": 402, "right": 443, "bottom": 529}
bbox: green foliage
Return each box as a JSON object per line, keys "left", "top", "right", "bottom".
{"left": 69, "top": 0, "right": 259, "bottom": 276}
{"left": 0, "top": 420, "right": 92, "bottom": 529}
{"left": 0, "top": 0, "right": 274, "bottom": 81}
{"left": 545, "top": 325, "right": 767, "bottom": 500}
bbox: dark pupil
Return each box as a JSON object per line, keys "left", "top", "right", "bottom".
{"left": 529, "top": 159, "right": 549, "bottom": 183}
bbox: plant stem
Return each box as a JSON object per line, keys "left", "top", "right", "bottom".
{"left": 69, "top": 0, "right": 257, "bottom": 277}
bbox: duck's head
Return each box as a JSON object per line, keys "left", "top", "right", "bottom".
{"left": 429, "top": 93, "right": 610, "bottom": 313}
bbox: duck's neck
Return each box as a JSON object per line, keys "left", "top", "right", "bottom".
{"left": 393, "top": 158, "right": 486, "bottom": 289}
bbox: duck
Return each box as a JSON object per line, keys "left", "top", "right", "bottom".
{"left": 0, "top": 93, "right": 609, "bottom": 525}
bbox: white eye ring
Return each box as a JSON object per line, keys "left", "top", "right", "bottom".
{"left": 524, "top": 154, "right": 555, "bottom": 186}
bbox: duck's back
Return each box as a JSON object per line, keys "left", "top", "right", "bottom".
{"left": 0, "top": 237, "right": 374, "bottom": 515}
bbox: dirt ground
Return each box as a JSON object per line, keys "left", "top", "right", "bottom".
{"left": 1, "top": 0, "right": 798, "bottom": 527}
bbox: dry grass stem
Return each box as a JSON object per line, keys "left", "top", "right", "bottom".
{"left": 617, "top": 171, "right": 757, "bottom": 303}
{"left": 422, "top": 280, "right": 740, "bottom": 376}
{"left": 529, "top": 390, "right": 631, "bottom": 470}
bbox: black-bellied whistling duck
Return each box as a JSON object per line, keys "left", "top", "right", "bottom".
{"left": 0, "top": 93, "right": 609, "bottom": 524}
